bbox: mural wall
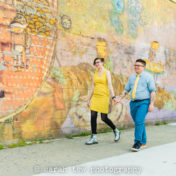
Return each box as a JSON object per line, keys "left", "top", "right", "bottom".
{"left": 0, "top": 0, "right": 176, "bottom": 143}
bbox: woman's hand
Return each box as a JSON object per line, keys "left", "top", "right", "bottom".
{"left": 113, "top": 98, "right": 116, "bottom": 104}
{"left": 87, "top": 100, "right": 90, "bottom": 108}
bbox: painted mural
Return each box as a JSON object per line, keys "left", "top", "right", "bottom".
{"left": 0, "top": 0, "right": 176, "bottom": 143}
{"left": 0, "top": 0, "right": 57, "bottom": 120}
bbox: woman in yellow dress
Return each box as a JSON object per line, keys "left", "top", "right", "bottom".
{"left": 86, "top": 58, "right": 120, "bottom": 145}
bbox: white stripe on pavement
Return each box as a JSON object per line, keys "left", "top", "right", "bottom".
{"left": 168, "top": 123, "right": 176, "bottom": 126}
{"left": 33, "top": 142, "right": 176, "bottom": 176}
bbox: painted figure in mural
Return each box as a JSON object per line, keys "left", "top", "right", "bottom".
{"left": 85, "top": 58, "right": 120, "bottom": 145}
{"left": 0, "top": 90, "right": 11, "bottom": 98}
{"left": 115, "top": 59, "right": 156, "bottom": 152}
{"left": 96, "top": 38, "right": 113, "bottom": 72}
{"left": 0, "top": 90, "right": 5, "bottom": 98}
{"left": 143, "top": 41, "right": 165, "bottom": 86}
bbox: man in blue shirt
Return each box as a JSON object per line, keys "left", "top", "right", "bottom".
{"left": 115, "top": 59, "right": 156, "bottom": 152}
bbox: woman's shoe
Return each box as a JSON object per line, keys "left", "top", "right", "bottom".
{"left": 114, "top": 128, "right": 120, "bottom": 142}
{"left": 85, "top": 134, "right": 98, "bottom": 145}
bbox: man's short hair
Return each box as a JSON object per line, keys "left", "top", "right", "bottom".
{"left": 135, "top": 59, "right": 146, "bottom": 66}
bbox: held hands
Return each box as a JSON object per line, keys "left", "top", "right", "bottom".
{"left": 113, "top": 91, "right": 127, "bottom": 104}
{"left": 113, "top": 97, "right": 121, "bottom": 104}
{"left": 113, "top": 94, "right": 154, "bottom": 112}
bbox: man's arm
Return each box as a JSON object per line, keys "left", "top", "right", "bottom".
{"left": 147, "top": 75, "right": 156, "bottom": 112}
{"left": 114, "top": 77, "right": 131, "bottom": 104}
{"left": 148, "top": 91, "right": 156, "bottom": 112}
{"left": 150, "top": 91, "right": 156, "bottom": 104}
{"left": 116, "top": 90, "right": 129, "bottom": 102}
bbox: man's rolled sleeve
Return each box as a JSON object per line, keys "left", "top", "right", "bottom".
{"left": 124, "top": 79, "right": 131, "bottom": 92}
{"left": 148, "top": 76, "right": 156, "bottom": 92}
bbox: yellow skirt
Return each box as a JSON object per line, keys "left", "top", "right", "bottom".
{"left": 90, "top": 95, "right": 109, "bottom": 114}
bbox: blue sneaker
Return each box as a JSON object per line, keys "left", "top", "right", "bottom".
{"left": 114, "top": 128, "right": 120, "bottom": 142}
{"left": 85, "top": 134, "right": 98, "bottom": 145}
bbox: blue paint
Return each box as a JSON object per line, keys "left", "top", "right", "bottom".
{"left": 112, "top": 0, "right": 125, "bottom": 14}
{"left": 110, "top": 10, "right": 124, "bottom": 34}
{"left": 128, "top": 20, "right": 138, "bottom": 38}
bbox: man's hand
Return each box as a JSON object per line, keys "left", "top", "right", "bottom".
{"left": 148, "top": 103, "right": 154, "bottom": 112}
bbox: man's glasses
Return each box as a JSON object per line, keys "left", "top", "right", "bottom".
{"left": 134, "top": 65, "right": 144, "bottom": 67}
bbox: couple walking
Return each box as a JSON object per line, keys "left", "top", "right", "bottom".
{"left": 86, "top": 58, "right": 156, "bottom": 152}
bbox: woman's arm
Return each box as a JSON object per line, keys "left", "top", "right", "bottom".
{"left": 88, "top": 82, "right": 95, "bottom": 102}
{"left": 87, "top": 77, "right": 95, "bottom": 107}
{"left": 106, "top": 70, "right": 115, "bottom": 97}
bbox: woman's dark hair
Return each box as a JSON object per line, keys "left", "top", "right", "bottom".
{"left": 93, "top": 58, "right": 104, "bottom": 65}
{"left": 135, "top": 59, "right": 146, "bottom": 66}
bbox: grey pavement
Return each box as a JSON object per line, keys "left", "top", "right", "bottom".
{"left": 0, "top": 123, "right": 176, "bottom": 176}
{"left": 35, "top": 142, "right": 176, "bottom": 176}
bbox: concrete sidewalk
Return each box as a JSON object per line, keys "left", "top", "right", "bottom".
{"left": 0, "top": 124, "right": 176, "bottom": 176}
{"left": 34, "top": 142, "right": 176, "bottom": 176}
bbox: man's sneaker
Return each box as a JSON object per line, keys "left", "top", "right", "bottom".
{"left": 85, "top": 134, "right": 98, "bottom": 145}
{"left": 131, "top": 141, "right": 142, "bottom": 152}
{"left": 114, "top": 128, "right": 120, "bottom": 142}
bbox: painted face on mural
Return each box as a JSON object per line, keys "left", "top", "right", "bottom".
{"left": 134, "top": 62, "right": 145, "bottom": 74}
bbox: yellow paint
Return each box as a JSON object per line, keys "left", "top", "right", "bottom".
{"left": 49, "top": 19, "right": 56, "bottom": 25}
{"left": 58, "top": 0, "right": 176, "bottom": 40}
{"left": 22, "top": 47, "right": 25, "bottom": 64}
{"left": 151, "top": 41, "right": 159, "bottom": 51}
{"left": 10, "top": 27, "right": 25, "bottom": 33}
{"left": 21, "top": 121, "right": 36, "bottom": 139}
{"left": 169, "top": 0, "right": 176, "bottom": 3}
{"left": 141, "top": 0, "right": 176, "bottom": 26}
{"left": 96, "top": 38, "right": 108, "bottom": 59}
{"left": 144, "top": 59, "right": 165, "bottom": 73}
{"left": 145, "top": 41, "right": 165, "bottom": 74}
{"left": 40, "top": 81, "right": 54, "bottom": 93}
{"left": 58, "top": 0, "right": 111, "bottom": 35}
